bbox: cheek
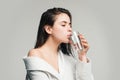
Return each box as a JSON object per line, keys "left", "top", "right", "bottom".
{"left": 55, "top": 29, "right": 66, "bottom": 37}
{"left": 52, "top": 30, "right": 66, "bottom": 41}
{"left": 52, "top": 26, "right": 68, "bottom": 41}
{"left": 53, "top": 27, "right": 64, "bottom": 35}
{"left": 53, "top": 31, "right": 64, "bottom": 38}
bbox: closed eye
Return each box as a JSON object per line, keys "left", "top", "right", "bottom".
{"left": 62, "top": 25, "right": 66, "bottom": 27}
{"left": 61, "top": 21, "right": 71, "bottom": 27}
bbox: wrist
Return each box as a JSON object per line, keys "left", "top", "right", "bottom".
{"left": 79, "top": 55, "right": 88, "bottom": 63}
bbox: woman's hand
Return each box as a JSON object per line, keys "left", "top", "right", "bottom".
{"left": 78, "top": 34, "right": 90, "bottom": 63}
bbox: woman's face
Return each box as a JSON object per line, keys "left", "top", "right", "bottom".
{"left": 51, "top": 13, "right": 72, "bottom": 43}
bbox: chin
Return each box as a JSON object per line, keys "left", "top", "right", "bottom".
{"left": 63, "top": 40, "right": 70, "bottom": 43}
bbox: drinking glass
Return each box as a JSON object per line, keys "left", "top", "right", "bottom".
{"left": 70, "top": 31, "right": 83, "bottom": 53}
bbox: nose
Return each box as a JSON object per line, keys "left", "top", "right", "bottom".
{"left": 68, "top": 26, "right": 72, "bottom": 32}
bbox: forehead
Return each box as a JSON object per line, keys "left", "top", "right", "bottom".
{"left": 54, "top": 13, "right": 71, "bottom": 23}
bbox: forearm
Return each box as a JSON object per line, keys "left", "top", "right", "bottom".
{"left": 76, "top": 59, "right": 94, "bottom": 80}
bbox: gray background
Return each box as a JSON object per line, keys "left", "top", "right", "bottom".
{"left": 0, "top": 0, "right": 120, "bottom": 80}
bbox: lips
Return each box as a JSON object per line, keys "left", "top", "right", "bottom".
{"left": 67, "top": 34, "right": 72, "bottom": 41}
{"left": 67, "top": 33, "right": 72, "bottom": 41}
{"left": 67, "top": 33, "right": 72, "bottom": 36}
{"left": 67, "top": 35, "right": 72, "bottom": 38}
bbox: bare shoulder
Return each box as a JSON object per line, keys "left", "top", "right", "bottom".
{"left": 27, "top": 48, "right": 40, "bottom": 57}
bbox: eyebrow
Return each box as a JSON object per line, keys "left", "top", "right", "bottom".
{"left": 61, "top": 21, "right": 71, "bottom": 25}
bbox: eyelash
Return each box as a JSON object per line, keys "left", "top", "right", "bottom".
{"left": 62, "top": 25, "right": 66, "bottom": 27}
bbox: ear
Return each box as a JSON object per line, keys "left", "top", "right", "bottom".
{"left": 44, "top": 25, "right": 53, "bottom": 34}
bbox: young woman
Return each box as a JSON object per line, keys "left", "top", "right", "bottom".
{"left": 23, "top": 7, "right": 94, "bottom": 80}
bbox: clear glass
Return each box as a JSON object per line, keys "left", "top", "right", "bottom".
{"left": 70, "top": 31, "right": 83, "bottom": 53}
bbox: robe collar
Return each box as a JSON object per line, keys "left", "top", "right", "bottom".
{"left": 23, "top": 50, "right": 65, "bottom": 79}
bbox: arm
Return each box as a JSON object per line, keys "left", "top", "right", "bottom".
{"left": 76, "top": 34, "right": 94, "bottom": 80}
{"left": 76, "top": 60, "right": 94, "bottom": 80}
{"left": 78, "top": 34, "right": 90, "bottom": 63}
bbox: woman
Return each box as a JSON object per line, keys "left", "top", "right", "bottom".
{"left": 23, "top": 7, "right": 94, "bottom": 80}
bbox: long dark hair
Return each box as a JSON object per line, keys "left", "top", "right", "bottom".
{"left": 34, "top": 7, "right": 72, "bottom": 55}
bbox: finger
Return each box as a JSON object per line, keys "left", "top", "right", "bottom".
{"left": 81, "top": 39, "right": 88, "bottom": 43}
{"left": 82, "top": 43, "right": 89, "bottom": 49}
{"left": 79, "top": 34, "right": 85, "bottom": 39}
{"left": 81, "top": 39, "right": 89, "bottom": 48}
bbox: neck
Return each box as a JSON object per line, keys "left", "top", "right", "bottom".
{"left": 41, "top": 36, "right": 61, "bottom": 55}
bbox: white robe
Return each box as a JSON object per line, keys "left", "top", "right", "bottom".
{"left": 23, "top": 50, "right": 94, "bottom": 80}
